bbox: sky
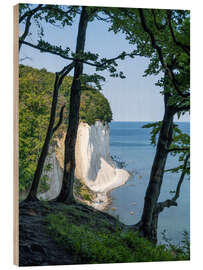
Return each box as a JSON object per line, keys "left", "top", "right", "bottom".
{"left": 19, "top": 5, "right": 189, "bottom": 122}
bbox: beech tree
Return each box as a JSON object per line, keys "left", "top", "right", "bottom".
{"left": 107, "top": 8, "right": 190, "bottom": 242}
{"left": 19, "top": 4, "right": 136, "bottom": 202}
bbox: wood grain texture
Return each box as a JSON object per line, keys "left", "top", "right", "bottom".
{"left": 13, "top": 4, "right": 19, "bottom": 266}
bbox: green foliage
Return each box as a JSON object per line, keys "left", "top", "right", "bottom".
{"left": 45, "top": 212, "right": 188, "bottom": 263}
{"left": 37, "top": 40, "right": 71, "bottom": 57}
{"left": 80, "top": 89, "right": 112, "bottom": 125}
{"left": 19, "top": 65, "right": 112, "bottom": 193}
{"left": 161, "top": 230, "right": 190, "bottom": 260}
{"left": 19, "top": 65, "right": 70, "bottom": 193}
{"left": 142, "top": 121, "right": 162, "bottom": 145}
{"left": 80, "top": 73, "right": 106, "bottom": 91}
{"left": 143, "top": 121, "right": 190, "bottom": 176}
{"left": 166, "top": 124, "right": 190, "bottom": 175}
{"left": 19, "top": 4, "right": 79, "bottom": 35}
{"left": 107, "top": 8, "right": 190, "bottom": 116}
{"left": 74, "top": 178, "right": 95, "bottom": 202}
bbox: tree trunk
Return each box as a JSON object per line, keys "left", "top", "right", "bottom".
{"left": 55, "top": 7, "right": 88, "bottom": 203}
{"left": 25, "top": 77, "right": 61, "bottom": 201}
{"left": 139, "top": 95, "right": 175, "bottom": 243}
{"left": 25, "top": 63, "right": 74, "bottom": 201}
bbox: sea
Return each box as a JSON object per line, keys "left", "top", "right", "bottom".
{"left": 105, "top": 121, "right": 190, "bottom": 245}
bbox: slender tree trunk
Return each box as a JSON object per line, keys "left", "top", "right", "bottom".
{"left": 25, "top": 64, "right": 74, "bottom": 201}
{"left": 55, "top": 7, "right": 89, "bottom": 203}
{"left": 139, "top": 95, "right": 175, "bottom": 243}
{"left": 25, "top": 77, "right": 61, "bottom": 201}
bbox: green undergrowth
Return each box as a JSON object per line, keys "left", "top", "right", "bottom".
{"left": 74, "top": 178, "right": 95, "bottom": 202}
{"left": 45, "top": 212, "right": 189, "bottom": 264}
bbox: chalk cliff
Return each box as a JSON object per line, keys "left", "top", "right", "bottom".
{"left": 39, "top": 121, "right": 130, "bottom": 209}
{"left": 75, "top": 121, "right": 130, "bottom": 192}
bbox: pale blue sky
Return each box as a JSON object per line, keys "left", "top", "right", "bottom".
{"left": 19, "top": 6, "right": 189, "bottom": 122}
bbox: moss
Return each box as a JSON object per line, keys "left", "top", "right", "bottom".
{"left": 45, "top": 212, "right": 189, "bottom": 264}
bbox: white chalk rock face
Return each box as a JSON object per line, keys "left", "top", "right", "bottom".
{"left": 75, "top": 121, "right": 130, "bottom": 193}
{"left": 39, "top": 121, "right": 130, "bottom": 203}
{"left": 38, "top": 151, "right": 63, "bottom": 200}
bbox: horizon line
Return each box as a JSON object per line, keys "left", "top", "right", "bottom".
{"left": 111, "top": 120, "right": 190, "bottom": 123}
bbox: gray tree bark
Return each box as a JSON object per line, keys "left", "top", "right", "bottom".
{"left": 55, "top": 6, "right": 89, "bottom": 203}
{"left": 139, "top": 93, "right": 175, "bottom": 243}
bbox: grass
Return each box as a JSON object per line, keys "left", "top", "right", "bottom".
{"left": 45, "top": 212, "right": 189, "bottom": 264}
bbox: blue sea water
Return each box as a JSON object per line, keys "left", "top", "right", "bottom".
{"left": 106, "top": 121, "right": 190, "bottom": 245}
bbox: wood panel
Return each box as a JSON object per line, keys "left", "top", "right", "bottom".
{"left": 13, "top": 4, "right": 19, "bottom": 266}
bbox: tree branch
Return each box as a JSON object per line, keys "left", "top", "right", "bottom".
{"left": 167, "top": 147, "right": 189, "bottom": 153}
{"left": 19, "top": 4, "right": 75, "bottom": 23}
{"left": 151, "top": 9, "right": 167, "bottom": 31}
{"left": 20, "top": 40, "right": 75, "bottom": 60}
{"left": 155, "top": 154, "right": 189, "bottom": 213}
{"left": 19, "top": 4, "right": 43, "bottom": 23}
{"left": 174, "top": 104, "right": 190, "bottom": 113}
{"left": 57, "top": 62, "right": 75, "bottom": 86}
{"left": 52, "top": 105, "right": 66, "bottom": 133}
{"left": 138, "top": 9, "right": 190, "bottom": 99}
{"left": 156, "top": 200, "right": 178, "bottom": 213}
{"left": 19, "top": 5, "right": 77, "bottom": 51}
{"left": 87, "top": 8, "right": 98, "bottom": 20}
{"left": 172, "top": 154, "right": 189, "bottom": 201}
{"left": 19, "top": 14, "right": 32, "bottom": 51}
{"left": 166, "top": 10, "right": 190, "bottom": 56}
{"left": 20, "top": 40, "right": 138, "bottom": 68}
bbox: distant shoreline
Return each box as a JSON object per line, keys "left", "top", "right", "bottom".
{"left": 111, "top": 120, "right": 190, "bottom": 123}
